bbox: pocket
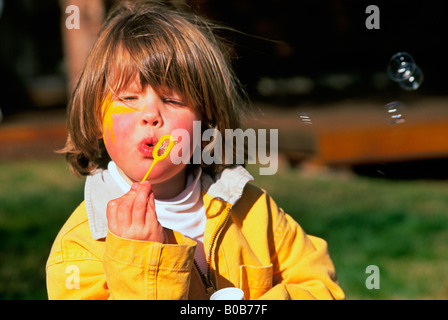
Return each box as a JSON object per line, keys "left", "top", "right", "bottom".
{"left": 239, "top": 264, "right": 273, "bottom": 300}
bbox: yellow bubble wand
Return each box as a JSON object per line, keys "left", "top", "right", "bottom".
{"left": 140, "top": 134, "right": 176, "bottom": 183}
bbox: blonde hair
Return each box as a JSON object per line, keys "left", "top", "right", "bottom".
{"left": 62, "top": 0, "right": 248, "bottom": 176}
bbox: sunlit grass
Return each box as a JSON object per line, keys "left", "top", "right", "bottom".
{"left": 1, "top": 158, "right": 448, "bottom": 299}
{"left": 0, "top": 158, "right": 85, "bottom": 299}
{"left": 248, "top": 164, "right": 448, "bottom": 299}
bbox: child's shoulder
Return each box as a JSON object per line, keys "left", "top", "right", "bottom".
{"left": 55, "top": 201, "right": 90, "bottom": 239}
{"left": 233, "top": 182, "right": 281, "bottom": 218}
{"left": 47, "top": 202, "right": 103, "bottom": 266}
{"left": 241, "top": 182, "right": 276, "bottom": 204}
{"left": 240, "top": 182, "right": 267, "bottom": 201}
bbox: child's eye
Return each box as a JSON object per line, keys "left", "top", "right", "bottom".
{"left": 162, "top": 97, "right": 185, "bottom": 106}
{"left": 119, "top": 96, "right": 138, "bottom": 102}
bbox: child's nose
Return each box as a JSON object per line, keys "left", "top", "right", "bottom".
{"left": 140, "top": 87, "right": 163, "bottom": 127}
{"left": 141, "top": 111, "right": 162, "bottom": 127}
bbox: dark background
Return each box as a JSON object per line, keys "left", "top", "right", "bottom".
{"left": 1, "top": 0, "right": 447, "bottom": 115}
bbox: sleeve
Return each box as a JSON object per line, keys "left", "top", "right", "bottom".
{"left": 257, "top": 195, "right": 345, "bottom": 300}
{"left": 103, "top": 231, "right": 196, "bottom": 299}
{"left": 46, "top": 258, "right": 110, "bottom": 300}
{"left": 46, "top": 230, "right": 196, "bottom": 300}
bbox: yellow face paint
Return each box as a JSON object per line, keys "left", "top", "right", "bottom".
{"left": 101, "top": 96, "right": 136, "bottom": 144}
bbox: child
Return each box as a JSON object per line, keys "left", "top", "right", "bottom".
{"left": 46, "top": 0, "right": 344, "bottom": 300}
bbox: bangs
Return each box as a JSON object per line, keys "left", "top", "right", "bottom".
{"left": 103, "top": 13, "right": 201, "bottom": 107}
{"left": 105, "top": 44, "right": 142, "bottom": 96}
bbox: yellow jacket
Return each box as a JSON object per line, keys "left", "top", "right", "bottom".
{"left": 46, "top": 166, "right": 344, "bottom": 300}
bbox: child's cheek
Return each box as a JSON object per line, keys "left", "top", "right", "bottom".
{"left": 102, "top": 103, "right": 135, "bottom": 148}
{"left": 170, "top": 119, "right": 198, "bottom": 158}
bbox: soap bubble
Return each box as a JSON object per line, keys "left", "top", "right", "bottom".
{"left": 387, "top": 52, "right": 416, "bottom": 82}
{"left": 385, "top": 101, "right": 405, "bottom": 125}
{"left": 157, "top": 139, "right": 170, "bottom": 156}
{"left": 398, "top": 65, "right": 424, "bottom": 91}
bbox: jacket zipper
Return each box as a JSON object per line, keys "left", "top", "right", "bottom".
{"left": 195, "top": 204, "right": 232, "bottom": 294}
{"left": 193, "top": 259, "right": 213, "bottom": 293}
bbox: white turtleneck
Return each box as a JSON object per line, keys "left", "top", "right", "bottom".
{"left": 107, "top": 161, "right": 207, "bottom": 273}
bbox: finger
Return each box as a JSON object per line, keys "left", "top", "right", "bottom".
{"left": 146, "top": 190, "right": 164, "bottom": 233}
{"left": 131, "top": 181, "right": 152, "bottom": 226}
{"left": 144, "top": 190, "right": 165, "bottom": 242}
{"left": 116, "top": 188, "right": 137, "bottom": 228}
{"left": 106, "top": 199, "right": 119, "bottom": 231}
{"left": 145, "top": 188, "right": 157, "bottom": 223}
{"left": 129, "top": 182, "right": 139, "bottom": 194}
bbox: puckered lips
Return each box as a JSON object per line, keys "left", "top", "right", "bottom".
{"left": 138, "top": 136, "right": 158, "bottom": 158}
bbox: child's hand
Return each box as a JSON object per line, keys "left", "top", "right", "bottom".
{"left": 106, "top": 181, "right": 166, "bottom": 243}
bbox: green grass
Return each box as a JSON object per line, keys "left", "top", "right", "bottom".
{"left": 1, "top": 158, "right": 448, "bottom": 299}
{"left": 0, "top": 158, "right": 85, "bottom": 299}
{"left": 249, "top": 165, "right": 448, "bottom": 299}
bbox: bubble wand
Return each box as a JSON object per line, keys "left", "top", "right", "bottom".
{"left": 140, "top": 134, "right": 176, "bottom": 183}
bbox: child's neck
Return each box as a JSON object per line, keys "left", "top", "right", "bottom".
{"left": 150, "top": 170, "right": 187, "bottom": 200}
{"left": 117, "top": 166, "right": 187, "bottom": 200}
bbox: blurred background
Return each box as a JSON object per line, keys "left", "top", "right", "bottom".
{"left": 1, "top": 0, "right": 448, "bottom": 299}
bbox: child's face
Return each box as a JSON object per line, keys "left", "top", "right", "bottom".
{"left": 101, "top": 81, "right": 200, "bottom": 188}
